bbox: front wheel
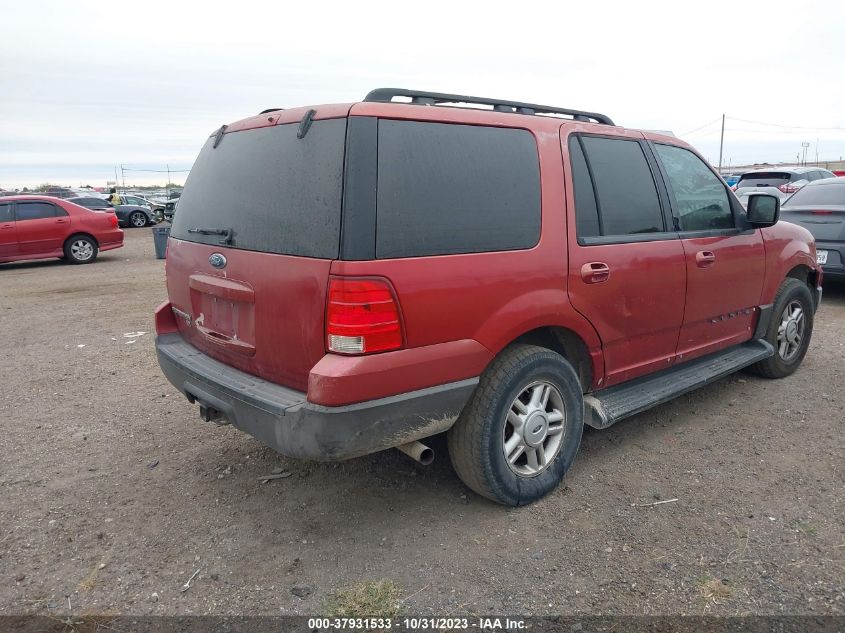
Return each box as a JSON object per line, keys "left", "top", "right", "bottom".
{"left": 129, "top": 211, "right": 148, "bottom": 227}
{"left": 447, "top": 344, "right": 584, "bottom": 506}
{"left": 63, "top": 235, "right": 98, "bottom": 264}
{"left": 748, "top": 278, "right": 814, "bottom": 378}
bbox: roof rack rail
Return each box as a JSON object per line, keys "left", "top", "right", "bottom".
{"left": 363, "top": 88, "right": 614, "bottom": 126}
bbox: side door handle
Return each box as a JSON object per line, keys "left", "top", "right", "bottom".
{"left": 695, "top": 251, "right": 716, "bottom": 268}
{"left": 581, "top": 262, "right": 611, "bottom": 284}
{"left": 55, "top": 218, "right": 69, "bottom": 224}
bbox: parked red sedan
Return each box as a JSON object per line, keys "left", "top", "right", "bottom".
{"left": 0, "top": 196, "right": 123, "bottom": 265}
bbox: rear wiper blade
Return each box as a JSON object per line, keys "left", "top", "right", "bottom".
{"left": 188, "top": 227, "right": 233, "bottom": 245}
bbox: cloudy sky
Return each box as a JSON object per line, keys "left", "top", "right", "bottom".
{"left": 2, "top": 0, "right": 844, "bottom": 188}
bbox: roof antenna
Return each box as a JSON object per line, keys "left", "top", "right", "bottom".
{"left": 297, "top": 109, "right": 316, "bottom": 139}
{"left": 213, "top": 124, "right": 228, "bottom": 149}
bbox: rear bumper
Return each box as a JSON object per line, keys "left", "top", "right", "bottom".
{"left": 156, "top": 333, "right": 477, "bottom": 461}
{"left": 817, "top": 242, "right": 845, "bottom": 281}
{"left": 98, "top": 229, "right": 124, "bottom": 251}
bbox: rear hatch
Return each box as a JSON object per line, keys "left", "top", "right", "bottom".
{"left": 781, "top": 183, "right": 845, "bottom": 267}
{"left": 735, "top": 172, "right": 798, "bottom": 202}
{"left": 167, "top": 115, "right": 348, "bottom": 391}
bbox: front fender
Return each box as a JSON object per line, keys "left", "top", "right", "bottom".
{"left": 760, "top": 222, "right": 819, "bottom": 304}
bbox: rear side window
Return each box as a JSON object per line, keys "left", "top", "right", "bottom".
{"left": 375, "top": 120, "right": 540, "bottom": 258}
{"left": 15, "top": 201, "right": 57, "bottom": 220}
{"left": 171, "top": 119, "right": 346, "bottom": 258}
{"left": 654, "top": 144, "right": 734, "bottom": 231}
{"left": 577, "top": 136, "right": 664, "bottom": 236}
{"left": 737, "top": 172, "right": 790, "bottom": 189}
{"left": 569, "top": 138, "right": 600, "bottom": 238}
{"left": 0, "top": 203, "right": 11, "bottom": 222}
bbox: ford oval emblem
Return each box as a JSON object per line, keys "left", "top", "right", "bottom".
{"left": 208, "top": 253, "right": 227, "bottom": 269}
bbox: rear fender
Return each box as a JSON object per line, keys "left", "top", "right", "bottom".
{"left": 472, "top": 289, "right": 605, "bottom": 388}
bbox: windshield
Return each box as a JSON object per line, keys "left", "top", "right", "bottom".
{"left": 171, "top": 118, "right": 347, "bottom": 258}
{"left": 784, "top": 183, "right": 845, "bottom": 207}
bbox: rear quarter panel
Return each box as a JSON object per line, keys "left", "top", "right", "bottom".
{"left": 330, "top": 113, "right": 603, "bottom": 394}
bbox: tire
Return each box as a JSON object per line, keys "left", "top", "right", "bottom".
{"left": 63, "top": 235, "right": 98, "bottom": 264}
{"left": 447, "top": 344, "right": 584, "bottom": 506}
{"left": 128, "top": 211, "right": 147, "bottom": 228}
{"left": 748, "top": 278, "right": 814, "bottom": 378}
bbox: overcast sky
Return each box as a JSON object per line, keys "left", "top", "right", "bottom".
{"left": 2, "top": 0, "right": 844, "bottom": 188}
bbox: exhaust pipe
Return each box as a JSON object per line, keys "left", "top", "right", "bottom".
{"left": 397, "top": 441, "right": 434, "bottom": 465}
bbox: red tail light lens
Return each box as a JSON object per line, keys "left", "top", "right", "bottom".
{"left": 109, "top": 214, "right": 118, "bottom": 227}
{"left": 811, "top": 210, "right": 833, "bottom": 215}
{"left": 326, "top": 277, "right": 403, "bottom": 355}
{"left": 778, "top": 183, "right": 799, "bottom": 194}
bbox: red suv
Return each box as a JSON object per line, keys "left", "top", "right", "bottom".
{"left": 155, "top": 89, "right": 822, "bottom": 505}
{"left": 1, "top": 196, "right": 123, "bottom": 265}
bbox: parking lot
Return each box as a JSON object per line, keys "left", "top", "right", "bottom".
{"left": 1, "top": 228, "right": 843, "bottom": 616}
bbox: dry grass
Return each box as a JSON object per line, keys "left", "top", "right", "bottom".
{"left": 324, "top": 580, "right": 402, "bottom": 618}
{"left": 701, "top": 577, "right": 733, "bottom": 601}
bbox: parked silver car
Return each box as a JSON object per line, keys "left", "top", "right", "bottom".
{"left": 734, "top": 166, "right": 835, "bottom": 206}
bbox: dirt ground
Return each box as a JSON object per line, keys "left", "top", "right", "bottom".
{"left": 1, "top": 229, "right": 843, "bottom": 617}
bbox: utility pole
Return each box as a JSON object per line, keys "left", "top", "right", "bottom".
{"left": 718, "top": 114, "right": 725, "bottom": 173}
{"left": 167, "top": 164, "right": 171, "bottom": 199}
{"left": 120, "top": 164, "right": 126, "bottom": 192}
{"left": 801, "top": 142, "right": 810, "bottom": 167}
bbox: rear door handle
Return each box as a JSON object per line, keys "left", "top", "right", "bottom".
{"left": 55, "top": 218, "right": 68, "bottom": 224}
{"left": 695, "top": 251, "right": 716, "bottom": 268}
{"left": 581, "top": 262, "right": 610, "bottom": 284}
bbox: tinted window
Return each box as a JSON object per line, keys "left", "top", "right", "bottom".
{"left": 375, "top": 120, "right": 540, "bottom": 258}
{"left": 737, "top": 172, "right": 791, "bottom": 189}
{"left": 580, "top": 136, "right": 664, "bottom": 235}
{"left": 568, "top": 137, "right": 600, "bottom": 238}
{"left": 72, "top": 197, "right": 106, "bottom": 208}
{"left": 126, "top": 196, "right": 146, "bottom": 205}
{"left": 782, "top": 183, "right": 845, "bottom": 207}
{"left": 655, "top": 144, "right": 734, "bottom": 231}
{"left": 0, "top": 203, "right": 11, "bottom": 222}
{"left": 171, "top": 119, "right": 346, "bottom": 258}
{"left": 15, "top": 202, "right": 56, "bottom": 220}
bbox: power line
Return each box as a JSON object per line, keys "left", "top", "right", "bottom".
{"left": 726, "top": 116, "right": 845, "bottom": 131}
{"left": 679, "top": 117, "right": 722, "bottom": 137}
{"left": 121, "top": 167, "right": 191, "bottom": 173}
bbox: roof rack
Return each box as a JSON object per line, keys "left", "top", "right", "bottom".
{"left": 363, "top": 88, "right": 614, "bottom": 126}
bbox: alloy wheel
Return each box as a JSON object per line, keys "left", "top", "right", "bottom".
{"left": 502, "top": 380, "right": 566, "bottom": 477}
{"left": 777, "top": 299, "right": 805, "bottom": 361}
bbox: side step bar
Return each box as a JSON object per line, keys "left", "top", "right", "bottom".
{"left": 584, "top": 340, "right": 774, "bottom": 429}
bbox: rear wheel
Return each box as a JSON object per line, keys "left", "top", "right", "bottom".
{"left": 63, "top": 235, "right": 98, "bottom": 264}
{"left": 748, "top": 278, "right": 814, "bottom": 378}
{"left": 447, "top": 344, "right": 584, "bottom": 506}
{"left": 129, "top": 211, "right": 147, "bottom": 227}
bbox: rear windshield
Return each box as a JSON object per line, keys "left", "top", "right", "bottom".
{"left": 736, "top": 172, "right": 791, "bottom": 188}
{"left": 171, "top": 119, "right": 346, "bottom": 258}
{"left": 784, "top": 183, "right": 845, "bottom": 207}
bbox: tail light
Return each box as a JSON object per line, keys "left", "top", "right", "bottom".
{"left": 108, "top": 214, "right": 118, "bottom": 227}
{"left": 778, "top": 183, "right": 800, "bottom": 194}
{"left": 730, "top": 184, "right": 738, "bottom": 191}
{"left": 326, "top": 277, "right": 403, "bottom": 355}
{"left": 811, "top": 210, "right": 833, "bottom": 215}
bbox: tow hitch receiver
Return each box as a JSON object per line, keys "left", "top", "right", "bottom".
{"left": 199, "top": 403, "right": 226, "bottom": 424}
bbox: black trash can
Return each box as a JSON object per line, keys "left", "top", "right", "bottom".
{"left": 152, "top": 226, "right": 171, "bottom": 259}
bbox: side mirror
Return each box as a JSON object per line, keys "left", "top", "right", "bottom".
{"left": 746, "top": 194, "right": 780, "bottom": 228}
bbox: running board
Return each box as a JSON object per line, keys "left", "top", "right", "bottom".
{"left": 583, "top": 340, "right": 774, "bottom": 429}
